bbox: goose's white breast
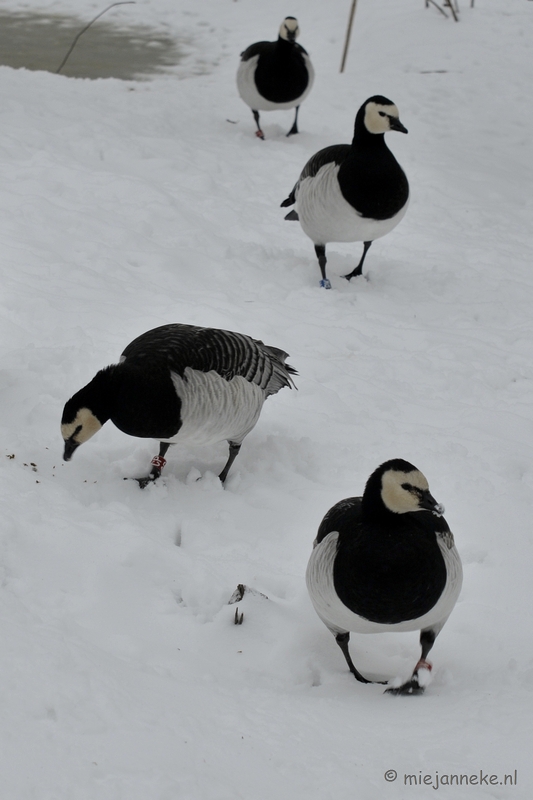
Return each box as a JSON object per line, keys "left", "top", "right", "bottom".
{"left": 163, "top": 367, "right": 265, "bottom": 446}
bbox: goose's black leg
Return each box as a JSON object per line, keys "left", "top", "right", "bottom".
{"left": 135, "top": 441, "right": 171, "bottom": 489}
{"left": 252, "top": 109, "right": 265, "bottom": 140}
{"left": 315, "top": 244, "right": 331, "bottom": 289}
{"left": 219, "top": 441, "right": 242, "bottom": 484}
{"left": 335, "top": 632, "right": 387, "bottom": 685}
{"left": 343, "top": 240, "right": 372, "bottom": 281}
{"left": 385, "top": 628, "right": 436, "bottom": 696}
{"left": 286, "top": 105, "right": 300, "bottom": 137}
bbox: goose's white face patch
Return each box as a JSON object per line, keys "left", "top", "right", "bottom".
{"left": 279, "top": 17, "right": 299, "bottom": 40}
{"left": 381, "top": 468, "right": 430, "bottom": 514}
{"left": 364, "top": 102, "right": 400, "bottom": 134}
{"left": 61, "top": 407, "right": 102, "bottom": 445}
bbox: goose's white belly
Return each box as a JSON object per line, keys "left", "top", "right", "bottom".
{"left": 306, "top": 531, "right": 463, "bottom": 636}
{"left": 296, "top": 162, "right": 409, "bottom": 245}
{"left": 163, "top": 368, "right": 265, "bottom": 446}
{"left": 237, "top": 55, "right": 314, "bottom": 111}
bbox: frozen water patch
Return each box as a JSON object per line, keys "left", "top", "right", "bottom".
{"left": 0, "top": 10, "right": 193, "bottom": 80}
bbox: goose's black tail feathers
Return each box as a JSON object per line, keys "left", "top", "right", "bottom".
{"left": 280, "top": 187, "right": 296, "bottom": 208}
{"left": 284, "top": 209, "right": 299, "bottom": 221}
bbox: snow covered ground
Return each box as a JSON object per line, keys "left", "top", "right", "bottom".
{"left": 0, "top": 0, "right": 532, "bottom": 797}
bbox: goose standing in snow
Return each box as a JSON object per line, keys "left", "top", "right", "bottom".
{"left": 306, "top": 459, "right": 462, "bottom": 694}
{"left": 237, "top": 17, "right": 314, "bottom": 140}
{"left": 281, "top": 96, "right": 409, "bottom": 288}
{"left": 61, "top": 323, "right": 296, "bottom": 488}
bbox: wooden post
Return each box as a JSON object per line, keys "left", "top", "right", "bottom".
{"left": 340, "top": 0, "right": 358, "bottom": 73}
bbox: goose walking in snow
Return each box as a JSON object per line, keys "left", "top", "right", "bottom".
{"left": 61, "top": 323, "right": 297, "bottom": 488}
{"left": 306, "top": 459, "right": 462, "bottom": 694}
{"left": 281, "top": 96, "right": 409, "bottom": 288}
{"left": 237, "top": 17, "right": 314, "bottom": 140}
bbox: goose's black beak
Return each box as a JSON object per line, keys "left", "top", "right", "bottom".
{"left": 63, "top": 439, "right": 80, "bottom": 461}
{"left": 389, "top": 117, "right": 408, "bottom": 134}
{"left": 419, "top": 490, "right": 445, "bottom": 517}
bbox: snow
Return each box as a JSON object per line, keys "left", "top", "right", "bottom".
{"left": 0, "top": 0, "right": 532, "bottom": 797}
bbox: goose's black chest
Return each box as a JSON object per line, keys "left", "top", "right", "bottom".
{"left": 333, "top": 519, "right": 447, "bottom": 624}
{"left": 337, "top": 145, "right": 409, "bottom": 220}
{"left": 110, "top": 363, "right": 182, "bottom": 439}
{"left": 254, "top": 46, "right": 309, "bottom": 104}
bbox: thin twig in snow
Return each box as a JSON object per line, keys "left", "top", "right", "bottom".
{"left": 56, "top": 2, "right": 136, "bottom": 74}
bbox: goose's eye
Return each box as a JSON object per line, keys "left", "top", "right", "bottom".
{"left": 378, "top": 111, "right": 386, "bottom": 117}
{"left": 402, "top": 482, "right": 422, "bottom": 497}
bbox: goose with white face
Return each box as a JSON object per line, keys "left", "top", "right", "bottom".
{"left": 279, "top": 17, "right": 299, "bottom": 42}
{"left": 280, "top": 94, "right": 409, "bottom": 287}
{"left": 236, "top": 16, "right": 314, "bottom": 139}
{"left": 305, "top": 458, "right": 462, "bottom": 695}
{"left": 381, "top": 467, "right": 445, "bottom": 516}
{"left": 364, "top": 101, "right": 408, "bottom": 135}
{"left": 62, "top": 407, "right": 102, "bottom": 460}
{"left": 60, "top": 323, "right": 297, "bottom": 487}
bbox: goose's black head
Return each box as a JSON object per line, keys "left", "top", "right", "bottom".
{"left": 362, "top": 458, "right": 444, "bottom": 519}
{"left": 355, "top": 96, "right": 408, "bottom": 137}
{"left": 278, "top": 16, "right": 300, "bottom": 43}
{"left": 61, "top": 366, "right": 115, "bottom": 461}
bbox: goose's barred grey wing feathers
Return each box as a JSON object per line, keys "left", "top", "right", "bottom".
{"left": 121, "top": 324, "right": 297, "bottom": 395}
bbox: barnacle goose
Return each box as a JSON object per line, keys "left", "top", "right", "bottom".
{"left": 237, "top": 17, "right": 314, "bottom": 140}
{"left": 61, "top": 323, "right": 297, "bottom": 488}
{"left": 306, "top": 459, "right": 462, "bottom": 694}
{"left": 281, "top": 96, "right": 409, "bottom": 288}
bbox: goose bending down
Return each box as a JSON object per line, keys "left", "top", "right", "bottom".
{"left": 306, "top": 459, "right": 462, "bottom": 694}
{"left": 281, "top": 96, "right": 409, "bottom": 288}
{"left": 237, "top": 17, "right": 314, "bottom": 140}
{"left": 61, "top": 323, "right": 297, "bottom": 488}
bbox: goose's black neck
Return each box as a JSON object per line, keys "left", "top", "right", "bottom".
{"left": 110, "top": 361, "right": 181, "bottom": 439}
{"left": 62, "top": 365, "right": 117, "bottom": 427}
{"left": 277, "top": 36, "right": 295, "bottom": 47}
{"left": 337, "top": 121, "right": 409, "bottom": 221}
{"left": 360, "top": 466, "right": 391, "bottom": 522}
{"left": 64, "top": 361, "right": 182, "bottom": 440}
{"left": 351, "top": 103, "right": 389, "bottom": 151}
